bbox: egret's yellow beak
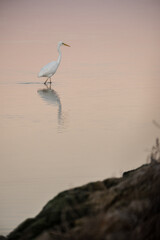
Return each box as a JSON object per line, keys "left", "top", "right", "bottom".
{"left": 63, "top": 43, "right": 71, "bottom": 47}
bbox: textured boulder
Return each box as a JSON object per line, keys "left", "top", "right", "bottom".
{"left": 5, "top": 161, "right": 160, "bottom": 240}
{"left": 0, "top": 236, "right": 7, "bottom": 240}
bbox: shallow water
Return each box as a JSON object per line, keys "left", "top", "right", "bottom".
{"left": 0, "top": 0, "right": 160, "bottom": 235}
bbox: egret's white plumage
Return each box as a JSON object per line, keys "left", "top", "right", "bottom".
{"left": 38, "top": 41, "right": 70, "bottom": 84}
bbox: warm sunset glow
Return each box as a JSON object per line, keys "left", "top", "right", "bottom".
{"left": 0, "top": 0, "right": 160, "bottom": 235}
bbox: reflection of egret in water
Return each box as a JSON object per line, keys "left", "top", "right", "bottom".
{"left": 37, "top": 83, "right": 65, "bottom": 128}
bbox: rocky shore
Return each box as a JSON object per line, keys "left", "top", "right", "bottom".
{"left": 1, "top": 160, "right": 160, "bottom": 240}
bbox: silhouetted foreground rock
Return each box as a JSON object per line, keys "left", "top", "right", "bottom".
{"left": 5, "top": 161, "right": 160, "bottom": 240}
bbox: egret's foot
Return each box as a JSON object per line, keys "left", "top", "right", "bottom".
{"left": 44, "top": 78, "right": 49, "bottom": 84}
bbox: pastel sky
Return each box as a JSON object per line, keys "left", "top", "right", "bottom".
{"left": 0, "top": 0, "right": 160, "bottom": 80}
{"left": 0, "top": 0, "right": 160, "bottom": 235}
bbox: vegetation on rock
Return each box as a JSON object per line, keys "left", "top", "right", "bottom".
{"left": 5, "top": 160, "right": 160, "bottom": 240}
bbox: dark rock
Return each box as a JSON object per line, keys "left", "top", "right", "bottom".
{"left": 7, "top": 161, "right": 160, "bottom": 240}
{"left": 0, "top": 236, "right": 7, "bottom": 240}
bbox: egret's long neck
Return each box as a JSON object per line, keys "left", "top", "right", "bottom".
{"left": 57, "top": 45, "right": 62, "bottom": 65}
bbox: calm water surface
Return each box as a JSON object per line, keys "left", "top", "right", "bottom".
{"left": 0, "top": 0, "right": 160, "bottom": 235}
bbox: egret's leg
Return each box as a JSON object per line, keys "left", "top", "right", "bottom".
{"left": 44, "top": 78, "right": 49, "bottom": 84}
{"left": 49, "top": 77, "right": 52, "bottom": 83}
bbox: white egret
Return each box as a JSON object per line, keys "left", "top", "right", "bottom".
{"left": 38, "top": 41, "right": 70, "bottom": 84}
